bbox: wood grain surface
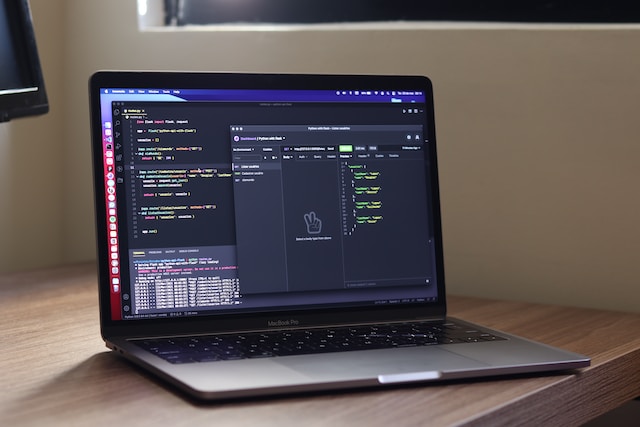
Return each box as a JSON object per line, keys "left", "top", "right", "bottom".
{"left": 1, "top": 263, "right": 639, "bottom": 426}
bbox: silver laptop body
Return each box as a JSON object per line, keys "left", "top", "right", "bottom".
{"left": 89, "top": 71, "right": 589, "bottom": 400}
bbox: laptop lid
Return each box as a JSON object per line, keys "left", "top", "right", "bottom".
{"left": 89, "top": 71, "right": 446, "bottom": 339}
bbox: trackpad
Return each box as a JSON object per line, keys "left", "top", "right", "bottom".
{"left": 276, "top": 347, "right": 489, "bottom": 381}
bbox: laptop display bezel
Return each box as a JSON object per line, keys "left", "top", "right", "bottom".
{"left": 89, "top": 71, "right": 447, "bottom": 339}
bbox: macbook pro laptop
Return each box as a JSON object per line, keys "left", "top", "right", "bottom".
{"left": 89, "top": 71, "right": 589, "bottom": 400}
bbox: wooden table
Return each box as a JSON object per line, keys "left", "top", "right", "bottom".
{"left": 1, "top": 263, "right": 639, "bottom": 426}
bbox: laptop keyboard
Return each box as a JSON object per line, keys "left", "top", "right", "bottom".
{"left": 135, "top": 320, "right": 506, "bottom": 364}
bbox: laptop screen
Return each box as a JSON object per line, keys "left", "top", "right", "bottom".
{"left": 91, "top": 73, "right": 443, "bottom": 323}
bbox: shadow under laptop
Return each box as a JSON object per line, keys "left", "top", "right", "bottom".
{"left": 4, "top": 350, "right": 582, "bottom": 425}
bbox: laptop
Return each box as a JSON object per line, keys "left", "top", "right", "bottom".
{"left": 89, "top": 71, "right": 589, "bottom": 400}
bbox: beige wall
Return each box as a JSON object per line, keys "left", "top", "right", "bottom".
{"left": 1, "top": 0, "right": 638, "bottom": 313}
